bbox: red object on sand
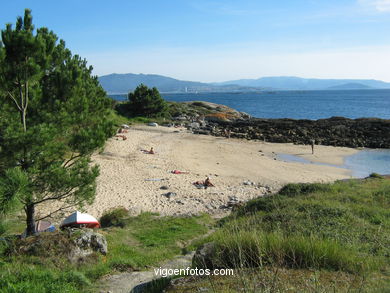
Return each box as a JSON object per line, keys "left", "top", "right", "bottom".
{"left": 172, "top": 170, "right": 189, "bottom": 174}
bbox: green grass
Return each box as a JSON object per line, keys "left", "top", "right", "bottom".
{"left": 178, "top": 178, "right": 390, "bottom": 292}
{"left": 0, "top": 212, "right": 212, "bottom": 292}
{"left": 165, "top": 267, "right": 389, "bottom": 293}
{"left": 3, "top": 179, "right": 390, "bottom": 292}
{"left": 100, "top": 212, "right": 211, "bottom": 272}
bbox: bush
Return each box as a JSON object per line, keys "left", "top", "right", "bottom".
{"left": 278, "top": 183, "right": 331, "bottom": 197}
{"left": 369, "top": 173, "right": 384, "bottom": 179}
{"left": 100, "top": 207, "right": 129, "bottom": 228}
{"left": 127, "top": 84, "right": 168, "bottom": 118}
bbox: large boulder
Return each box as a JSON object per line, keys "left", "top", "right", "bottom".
{"left": 71, "top": 229, "right": 107, "bottom": 261}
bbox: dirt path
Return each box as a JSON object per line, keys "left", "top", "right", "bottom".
{"left": 96, "top": 252, "right": 194, "bottom": 293}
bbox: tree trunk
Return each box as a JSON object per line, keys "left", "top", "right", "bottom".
{"left": 25, "top": 203, "right": 36, "bottom": 236}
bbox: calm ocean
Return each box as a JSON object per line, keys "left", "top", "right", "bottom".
{"left": 111, "top": 89, "right": 390, "bottom": 120}
{"left": 110, "top": 89, "right": 390, "bottom": 177}
{"left": 163, "top": 89, "right": 390, "bottom": 120}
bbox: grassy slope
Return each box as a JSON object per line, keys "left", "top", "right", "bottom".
{"left": 0, "top": 212, "right": 212, "bottom": 293}
{"left": 167, "top": 178, "right": 390, "bottom": 292}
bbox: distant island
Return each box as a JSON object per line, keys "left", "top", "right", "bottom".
{"left": 98, "top": 73, "right": 390, "bottom": 94}
{"left": 327, "top": 82, "right": 372, "bottom": 90}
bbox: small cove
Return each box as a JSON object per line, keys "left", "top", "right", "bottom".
{"left": 277, "top": 149, "right": 390, "bottom": 178}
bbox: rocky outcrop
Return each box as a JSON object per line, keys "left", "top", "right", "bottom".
{"left": 210, "top": 117, "right": 390, "bottom": 148}
{"left": 7, "top": 229, "right": 107, "bottom": 264}
{"left": 170, "top": 101, "right": 390, "bottom": 148}
{"left": 171, "top": 101, "right": 250, "bottom": 123}
{"left": 70, "top": 229, "right": 107, "bottom": 262}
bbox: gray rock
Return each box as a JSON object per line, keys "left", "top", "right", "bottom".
{"left": 160, "top": 185, "right": 169, "bottom": 190}
{"left": 173, "top": 116, "right": 187, "bottom": 121}
{"left": 243, "top": 180, "right": 255, "bottom": 186}
{"left": 70, "top": 230, "right": 107, "bottom": 262}
{"left": 190, "top": 122, "right": 200, "bottom": 129}
{"left": 163, "top": 192, "right": 177, "bottom": 199}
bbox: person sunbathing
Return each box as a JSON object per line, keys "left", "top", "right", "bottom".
{"left": 141, "top": 147, "right": 155, "bottom": 154}
{"left": 115, "top": 134, "right": 127, "bottom": 140}
{"left": 204, "top": 177, "right": 214, "bottom": 187}
{"left": 193, "top": 177, "right": 214, "bottom": 188}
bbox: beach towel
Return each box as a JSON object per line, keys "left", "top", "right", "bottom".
{"left": 171, "top": 170, "right": 189, "bottom": 174}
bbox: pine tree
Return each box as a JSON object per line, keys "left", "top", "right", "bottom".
{"left": 0, "top": 9, "right": 114, "bottom": 236}
{"left": 127, "top": 84, "right": 168, "bottom": 117}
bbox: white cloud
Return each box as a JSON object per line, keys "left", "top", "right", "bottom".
{"left": 359, "top": 0, "right": 390, "bottom": 12}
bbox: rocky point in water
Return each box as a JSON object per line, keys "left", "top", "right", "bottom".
{"left": 171, "top": 101, "right": 390, "bottom": 149}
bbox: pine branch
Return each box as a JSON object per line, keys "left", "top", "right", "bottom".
{"left": 7, "top": 91, "right": 22, "bottom": 111}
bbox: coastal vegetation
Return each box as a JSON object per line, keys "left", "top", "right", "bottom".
{"left": 1, "top": 178, "right": 389, "bottom": 292}
{"left": 0, "top": 212, "right": 212, "bottom": 292}
{"left": 167, "top": 177, "right": 390, "bottom": 292}
{"left": 0, "top": 10, "right": 114, "bottom": 235}
{"left": 118, "top": 84, "right": 168, "bottom": 118}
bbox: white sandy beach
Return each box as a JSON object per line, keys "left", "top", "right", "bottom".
{"left": 77, "top": 125, "right": 357, "bottom": 218}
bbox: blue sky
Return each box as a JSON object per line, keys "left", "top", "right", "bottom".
{"left": 1, "top": 0, "right": 390, "bottom": 82}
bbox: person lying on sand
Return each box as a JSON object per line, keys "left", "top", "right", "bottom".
{"left": 204, "top": 176, "right": 214, "bottom": 187}
{"left": 115, "top": 135, "right": 127, "bottom": 140}
{"left": 141, "top": 147, "right": 155, "bottom": 154}
{"left": 193, "top": 177, "right": 214, "bottom": 189}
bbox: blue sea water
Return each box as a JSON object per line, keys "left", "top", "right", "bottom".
{"left": 278, "top": 150, "right": 390, "bottom": 178}
{"left": 344, "top": 150, "right": 390, "bottom": 177}
{"left": 111, "top": 89, "right": 390, "bottom": 119}
{"left": 110, "top": 89, "right": 390, "bottom": 176}
{"left": 160, "top": 89, "right": 390, "bottom": 120}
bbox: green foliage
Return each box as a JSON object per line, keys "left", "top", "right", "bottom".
{"left": 100, "top": 207, "right": 129, "bottom": 228}
{"left": 0, "top": 10, "right": 114, "bottom": 234}
{"left": 209, "top": 230, "right": 377, "bottom": 273}
{"left": 278, "top": 182, "right": 331, "bottom": 197}
{"left": 127, "top": 84, "right": 168, "bottom": 117}
{"left": 0, "top": 264, "right": 87, "bottom": 293}
{"left": 103, "top": 212, "right": 210, "bottom": 271}
{"left": 0, "top": 212, "right": 212, "bottom": 292}
{"left": 369, "top": 172, "right": 384, "bottom": 179}
{"left": 204, "top": 179, "right": 390, "bottom": 277}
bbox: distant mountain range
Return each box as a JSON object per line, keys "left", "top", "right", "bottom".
{"left": 98, "top": 73, "right": 254, "bottom": 94}
{"left": 98, "top": 73, "right": 390, "bottom": 94}
{"left": 216, "top": 76, "right": 390, "bottom": 90}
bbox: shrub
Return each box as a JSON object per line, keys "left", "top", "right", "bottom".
{"left": 279, "top": 183, "right": 331, "bottom": 197}
{"left": 209, "top": 230, "right": 377, "bottom": 273}
{"left": 100, "top": 207, "right": 129, "bottom": 228}
{"left": 369, "top": 173, "right": 384, "bottom": 179}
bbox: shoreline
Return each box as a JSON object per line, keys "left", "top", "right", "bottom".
{"left": 80, "top": 125, "right": 357, "bottom": 218}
